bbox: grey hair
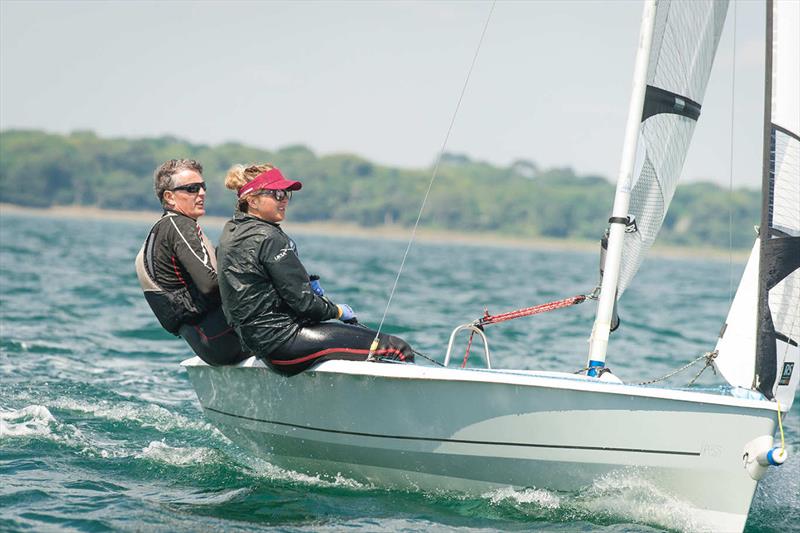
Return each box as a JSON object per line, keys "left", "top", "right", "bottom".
{"left": 154, "top": 159, "right": 203, "bottom": 206}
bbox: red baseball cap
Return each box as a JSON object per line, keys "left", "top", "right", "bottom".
{"left": 237, "top": 168, "right": 302, "bottom": 198}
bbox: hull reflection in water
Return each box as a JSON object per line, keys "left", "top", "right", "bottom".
{"left": 183, "top": 356, "right": 779, "bottom": 532}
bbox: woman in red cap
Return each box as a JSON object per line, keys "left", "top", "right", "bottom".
{"left": 217, "top": 164, "right": 414, "bottom": 376}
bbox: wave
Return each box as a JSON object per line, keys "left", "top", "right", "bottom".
{"left": 237, "top": 454, "right": 369, "bottom": 490}
{"left": 0, "top": 405, "right": 56, "bottom": 438}
{"left": 575, "top": 470, "right": 700, "bottom": 531}
{"left": 461, "top": 470, "right": 706, "bottom": 531}
{"left": 483, "top": 485, "right": 561, "bottom": 510}
{"left": 48, "top": 397, "right": 220, "bottom": 434}
{"left": 136, "top": 440, "right": 218, "bottom": 466}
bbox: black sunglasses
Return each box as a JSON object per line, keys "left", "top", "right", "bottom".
{"left": 255, "top": 189, "right": 292, "bottom": 202}
{"left": 171, "top": 182, "right": 207, "bottom": 194}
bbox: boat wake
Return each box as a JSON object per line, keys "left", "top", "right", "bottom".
{"left": 0, "top": 401, "right": 224, "bottom": 463}
{"left": 239, "top": 454, "right": 371, "bottom": 490}
{"left": 575, "top": 469, "right": 701, "bottom": 531}
{"left": 136, "top": 440, "right": 219, "bottom": 466}
{"left": 477, "top": 471, "right": 701, "bottom": 531}
{"left": 4, "top": 389, "right": 793, "bottom": 533}
{"left": 47, "top": 397, "right": 219, "bottom": 434}
{"left": 483, "top": 485, "right": 561, "bottom": 511}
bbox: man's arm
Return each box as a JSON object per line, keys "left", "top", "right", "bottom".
{"left": 168, "top": 216, "right": 218, "bottom": 299}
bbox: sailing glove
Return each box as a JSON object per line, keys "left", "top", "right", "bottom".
{"left": 337, "top": 304, "right": 356, "bottom": 322}
{"left": 309, "top": 275, "right": 324, "bottom": 297}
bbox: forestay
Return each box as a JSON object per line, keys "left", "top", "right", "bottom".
{"left": 616, "top": 0, "right": 729, "bottom": 296}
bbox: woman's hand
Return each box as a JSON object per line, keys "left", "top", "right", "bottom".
{"left": 337, "top": 304, "right": 357, "bottom": 323}
{"left": 309, "top": 275, "right": 324, "bottom": 296}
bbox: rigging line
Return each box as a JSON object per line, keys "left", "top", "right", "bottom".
{"left": 727, "top": 0, "right": 738, "bottom": 306}
{"left": 635, "top": 351, "right": 716, "bottom": 386}
{"left": 372, "top": 0, "right": 497, "bottom": 341}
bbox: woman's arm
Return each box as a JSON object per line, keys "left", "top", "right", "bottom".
{"left": 260, "top": 234, "right": 339, "bottom": 322}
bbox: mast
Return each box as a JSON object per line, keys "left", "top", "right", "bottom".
{"left": 586, "top": 0, "right": 658, "bottom": 375}
{"left": 755, "top": 0, "right": 775, "bottom": 396}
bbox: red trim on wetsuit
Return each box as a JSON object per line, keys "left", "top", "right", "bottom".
{"left": 171, "top": 255, "right": 188, "bottom": 287}
{"left": 269, "top": 347, "right": 405, "bottom": 366}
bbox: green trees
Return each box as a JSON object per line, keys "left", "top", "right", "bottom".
{"left": 0, "top": 129, "right": 759, "bottom": 248}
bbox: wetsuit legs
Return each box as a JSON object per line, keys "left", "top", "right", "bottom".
{"left": 267, "top": 322, "right": 414, "bottom": 376}
{"left": 179, "top": 306, "right": 249, "bottom": 366}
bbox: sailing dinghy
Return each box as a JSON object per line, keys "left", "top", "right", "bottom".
{"left": 183, "top": 1, "right": 798, "bottom": 530}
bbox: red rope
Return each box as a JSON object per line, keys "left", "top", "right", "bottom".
{"left": 461, "top": 330, "right": 475, "bottom": 368}
{"left": 478, "top": 295, "right": 587, "bottom": 326}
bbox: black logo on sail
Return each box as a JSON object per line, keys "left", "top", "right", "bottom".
{"left": 778, "top": 362, "right": 795, "bottom": 386}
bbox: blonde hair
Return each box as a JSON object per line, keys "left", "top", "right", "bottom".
{"left": 225, "top": 163, "right": 275, "bottom": 212}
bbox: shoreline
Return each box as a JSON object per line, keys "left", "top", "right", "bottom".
{"left": 0, "top": 203, "right": 747, "bottom": 260}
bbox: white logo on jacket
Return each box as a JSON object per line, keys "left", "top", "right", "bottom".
{"left": 274, "top": 247, "right": 293, "bottom": 261}
{"left": 273, "top": 238, "right": 297, "bottom": 261}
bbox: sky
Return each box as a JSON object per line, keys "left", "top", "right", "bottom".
{"left": 1, "top": 0, "right": 767, "bottom": 188}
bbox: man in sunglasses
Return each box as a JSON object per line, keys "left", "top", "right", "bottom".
{"left": 134, "top": 159, "right": 247, "bottom": 365}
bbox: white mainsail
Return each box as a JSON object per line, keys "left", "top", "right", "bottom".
{"left": 715, "top": 0, "right": 799, "bottom": 409}
{"left": 588, "top": 0, "right": 729, "bottom": 369}
{"left": 617, "top": 0, "right": 729, "bottom": 296}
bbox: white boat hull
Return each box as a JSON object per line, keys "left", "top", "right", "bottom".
{"left": 183, "top": 357, "right": 780, "bottom": 532}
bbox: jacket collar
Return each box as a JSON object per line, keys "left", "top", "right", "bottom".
{"left": 233, "top": 210, "right": 280, "bottom": 228}
{"left": 163, "top": 209, "right": 197, "bottom": 222}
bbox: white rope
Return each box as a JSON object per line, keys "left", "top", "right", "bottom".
{"left": 372, "top": 1, "right": 497, "bottom": 343}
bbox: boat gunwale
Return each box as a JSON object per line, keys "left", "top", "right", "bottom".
{"left": 181, "top": 356, "right": 779, "bottom": 413}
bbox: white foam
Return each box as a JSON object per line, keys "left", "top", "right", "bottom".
{"left": 136, "top": 440, "right": 216, "bottom": 466}
{"left": 243, "top": 455, "right": 367, "bottom": 489}
{"left": 171, "top": 487, "right": 251, "bottom": 505}
{"left": 298, "top": 518, "right": 464, "bottom": 532}
{"left": 0, "top": 403, "right": 139, "bottom": 460}
{"left": 483, "top": 486, "right": 561, "bottom": 509}
{"left": 577, "top": 470, "right": 700, "bottom": 532}
{"left": 49, "top": 397, "right": 220, "bottom": 435}
{"left": 0, "top": 405, "right": 56, "bottom": 438}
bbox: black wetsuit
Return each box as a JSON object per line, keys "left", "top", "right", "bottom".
{"left": 217, "top": 212, "right": 412, "bottom": 376}
{"left": 135, "top": 211, "right": 247, "bottom": 365}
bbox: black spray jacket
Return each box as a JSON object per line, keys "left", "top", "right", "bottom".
{"left": 217, "top": 213, "right": 339, "bottom": 356}
{"left": 135, "top": 211, "right": 220, "bottom": 334}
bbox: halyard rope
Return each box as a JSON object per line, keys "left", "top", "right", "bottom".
{"left": 370, "top": 1, "right": 497, "bottom": 354}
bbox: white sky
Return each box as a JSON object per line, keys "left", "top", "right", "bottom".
{"left": 1, "top": 0, "right": 766, "bottom": 188}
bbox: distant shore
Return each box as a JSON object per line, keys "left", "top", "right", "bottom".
{"left": 0, "top": 203, "right": 747, "bottom": 261}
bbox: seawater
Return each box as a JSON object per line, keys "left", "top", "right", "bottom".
{"left": 1, "top": 213, "right": 797, "bottom": 533}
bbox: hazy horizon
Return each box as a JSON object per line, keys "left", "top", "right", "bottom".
{"left": 1, "top": 1, "right": 766, "bottom": 187}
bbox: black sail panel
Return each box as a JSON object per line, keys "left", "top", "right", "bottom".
{"left": 754, "top": 1, "right": 800, "bottom": 400}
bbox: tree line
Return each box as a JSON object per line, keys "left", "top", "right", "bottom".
{"left": 0, "top": 129, "right": 760, "bottom": 248}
